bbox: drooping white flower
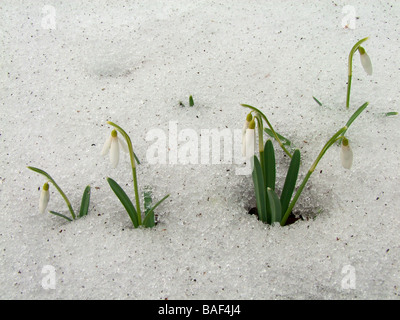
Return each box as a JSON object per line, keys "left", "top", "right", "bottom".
{"left": 39, "top": 182, "right": 50, "bottom": 213}
{"left": 101, "top": 129, "right": 128, "bottom": 168}
{"left": 358, "top": 46, "right": 373, "bottom": 75}
{"left": 245, "top": 119, "right": 256, "bottom": 163}
{"left": 242, "top": 113, "right": 253, "bottom": 157}
{"left": 340, "top": 137, "right": 353, "bottom": 169}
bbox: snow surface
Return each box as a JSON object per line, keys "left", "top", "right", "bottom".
{"left": 1, "top": 0, "right": 400, "bottom": 299}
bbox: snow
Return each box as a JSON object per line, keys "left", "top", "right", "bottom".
{"left": 1, "top": 0, "right": 400, "bottom": 299}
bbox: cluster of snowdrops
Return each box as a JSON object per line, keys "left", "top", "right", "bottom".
{"left": 29, "top": 38, "right": 375, "bottom": 227}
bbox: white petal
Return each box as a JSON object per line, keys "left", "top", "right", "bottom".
{"left": 39, "top": 189, "right": 50, "bottom": 213}
{"left": 360, "top": 53, "right": 373, "bottom": 75}
{"left": 245, "top": 128, "right": 255, "bottom": 161}
{"left": 340, "top": 144, "right": 353, "bottom": 169}
{"left": 110, "top": 137, "right": 120, "bottom": 168}
{"left": 118, "top": 137, "right": 129, "bottom": 153}
{"left": 101, "top": 136, "right": 112, "bottom": 156}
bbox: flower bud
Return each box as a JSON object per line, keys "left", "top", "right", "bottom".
{"left": 245, "top": 119, "right": 256, "bottom": 162}
{"left": 102, "top": 129, "right": 128, "bottom": 168}
{"left": 340, "top": 137, "right": 353, "bottom": 169}
{"left": 39, "top": 182, "right": 50, "bottom": 213}
{"left": 242, "top": 113, "right": 253, "bottom": 157}
{"left": 358, "top": 46, "right": 373, "bottom": 75}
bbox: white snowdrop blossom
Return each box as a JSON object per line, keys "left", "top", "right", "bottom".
{"left": 101, "top": 129, "right": 128, "bottom": 168}
{"left": 358, "top": 46, "right": 372, "bottom": 75}
{"left": 244, "top": 119, "right": 256, "bottom": 162}
{"left": 241, "top": 113, "right": 253, "bottom": 156}
{"left": 340, "top": 137, "right": 353, "bottom": 169}
{"left": 39, "top": 182, "right": 50, "bottom": 213}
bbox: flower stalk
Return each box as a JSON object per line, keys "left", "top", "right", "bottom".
{"left": 106, "top": 121, "right": 142, "bottom": 224}
{"left": 241, "top": 104, "right": 292, "bottom": 158}
{"left": 27, "top": 166, "right": 90, "bottom": 221}
{"left": 104, "top": 121, "right": 169, "bottom": 228}
{"left": 346, "top": 37, "right": 369, "bottom": 109}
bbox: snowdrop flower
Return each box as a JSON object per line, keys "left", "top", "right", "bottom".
{"left": 101, "top": 129, "right": 128, "bottom": 168}
{"left": 245, "top": 119, "right": 256, "bottom": 162}
{"left": 242, "top": 113, "right": 253, "bottom": 157}
{"left": 39, "top": 182, "right": 50, "bottom": 213}
{"left": 358, "top": 46, "right": 372, "bottom": 75}
{"left": 340, "top": 137, "right": 353, "bottom": 169}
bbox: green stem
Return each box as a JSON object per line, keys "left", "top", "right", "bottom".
{"left": 107, "top": 121, "right": 142, "bottom": 225}
{"left": 132, "top": 166, "right": 142, "bottom": 225}
{"left": 255, "top": 114, "right": 265, "bottom": 180}
{"left": 280, "top": 126, "right": 347, "bottom": 226}
{"left": 346, "top": 75, "right": 352, "bottom": 109}
{"left": 27, "top": 166, "right": 76, "bottom": 220}
{"left": 255, "top": 114, "right": 264, "bottom": 153}
{"left": 241, "top": 104, "right": 292, "bottom": 158}
{"left": 346, "top": 37, "right": 369, "bottom": 109}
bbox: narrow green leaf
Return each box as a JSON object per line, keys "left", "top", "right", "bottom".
{"left": 78, "top": 185, "right": 91, "bottom": 218}
{"left": 143, "top": 194, "right": 170, "bottom": 228}
{"left": 189, "top": 95, "right": 194, "bottom": 107}
{"left": 280, "top": 149, "right": 301, "bottom": 216}
{"left": 251, "top": 156, "right": 268, "bottom": 223}
{"left": 49, "top": 211, "right": 73, "bottom": 222}
{"left": 264, "top": 128, "right": 291, "bottom": 147}
{"left": 27, "top": 166, "right": 53, "bottom": 181}
{"left": 107, "top": 177, "right": 139, "bottom": 228}
{"left": 345, "top": 102, "right": 369, "bottom": 128}
{"left": 267, "top": 188, "right": 282, "bottom": 223}
{"left": 263, "top": 140, "right": 276, "bottom": 191}
{"left": 384, "top": 111, "right": 398, "bottom": 117}
{"left": 313, "top": 96, "right": 323, "bottom": 106}
{"left": 339, "top": 101, "right": 369, "bottom": 144}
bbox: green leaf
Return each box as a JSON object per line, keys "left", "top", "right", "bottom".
{"left": 267, "top": 188, "right": 282, "bottom": 223}
{"left": 339, "top": 101, "right": 369, "bottom": 144}
{"left": 252, "top": 156, "right": 268, "bottom": 223}
{"left": 78, "top": 185, "right": 91, "bottom": 218}
{"left": 313, "top": 96, "right": 323, "bottom": 106}
{"left": 27, "top": 166, "right": 54, "bottom": 181}
{"left": 345, "top": 102, "right": 369, "bottom": 128}
{"left": 280, "top": 149, "right": 301, "bottom": 216}
{"left": 143, "top": 194, "right": 170, "bottom": 228}
{"left": 263, "top": 140, "right": 276, "bottom": 191}
{"left": 384, "top": 111, "right": 398, "bottom": 117}
{"left": 264, "top": 128, "right": 291, "bottom": 147}
{"left": 189, "top": 95, "right": 194, "bottom": 107}
{"left": 49, "top": 211, "right": 73, "bottom": 222}
{"left": 107, "top": 177, "right": 139, "bottom": 228}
